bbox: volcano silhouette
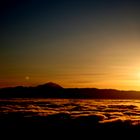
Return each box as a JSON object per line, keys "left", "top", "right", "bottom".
{"left": 36, "top": 82, "right": 63, "bottom": 89}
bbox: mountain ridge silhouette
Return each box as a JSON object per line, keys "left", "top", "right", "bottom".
{"left": 0, "top": 82, "right": 140, "bottom": 99}
{"left": 36, "top": 82, "right": 63, "bottom": 89}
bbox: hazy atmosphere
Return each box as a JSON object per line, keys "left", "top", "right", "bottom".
{"left": 1, "top": 1, "right": 140, "bottom": 135}
{"left": 1, "top": 0, "right": 140, "bottom": 90}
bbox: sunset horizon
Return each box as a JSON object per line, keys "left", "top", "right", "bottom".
{"left": 1, "top": 81, "right": 140, "bottom": 93}
{"left": 1, "top": 0, "right": 140, "bottom": 134}
{"left": 1, "top": 0, "right": 140, "bottom": 91}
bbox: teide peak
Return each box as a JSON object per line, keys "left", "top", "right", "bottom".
{"left": 1, "top": 82, "right": 140, "bottom": 99}
{"left": 36, "top": 82, "right": 63, "bottom": 89}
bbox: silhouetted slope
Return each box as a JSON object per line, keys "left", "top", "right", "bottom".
{"left": 0, "top": 82, "right": 140, "bottom": 99}
{"left": 0, "top": 82, "right": 64, "bottom": 98}
{"left": 63, "top": 88, "right": 140, "bottom": 99}
{"left": 36, "top": 82, "right": 63, "bottom": 89}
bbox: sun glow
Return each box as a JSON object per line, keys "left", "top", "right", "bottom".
{"left": 136, "top": 72, "right": 140, "bottom": 79}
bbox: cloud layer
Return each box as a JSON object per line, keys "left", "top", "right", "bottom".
{"left": 1, "top": 99, "right": 140, "bottom": 128}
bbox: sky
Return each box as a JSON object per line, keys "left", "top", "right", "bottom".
{"left": 1, "top": 0, "right": 140, "bottom": 90}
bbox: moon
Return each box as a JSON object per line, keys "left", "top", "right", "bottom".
{"left": 25, "top": 76, "right": 30, "bottom": 80}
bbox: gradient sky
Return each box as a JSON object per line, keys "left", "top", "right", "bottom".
{"left": 1, "top": 0, "right": 140, "bottom": 90}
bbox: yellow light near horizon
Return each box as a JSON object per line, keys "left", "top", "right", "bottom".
{"left": 131, "top": 68, "right": 140, "bottom": 80}
{"left": 136, "top": 72, "right": 140, "bottom": 79}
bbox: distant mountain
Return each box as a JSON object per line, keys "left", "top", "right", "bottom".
{"left": 36, "top": 82, "right": 63, "bottom": 89}
{"left": 1, "top": 82, "right": 140, "bottom": 99}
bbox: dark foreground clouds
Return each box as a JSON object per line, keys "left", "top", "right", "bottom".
{"left": 0, "top": 98, "right": 140, "bottom": 131}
